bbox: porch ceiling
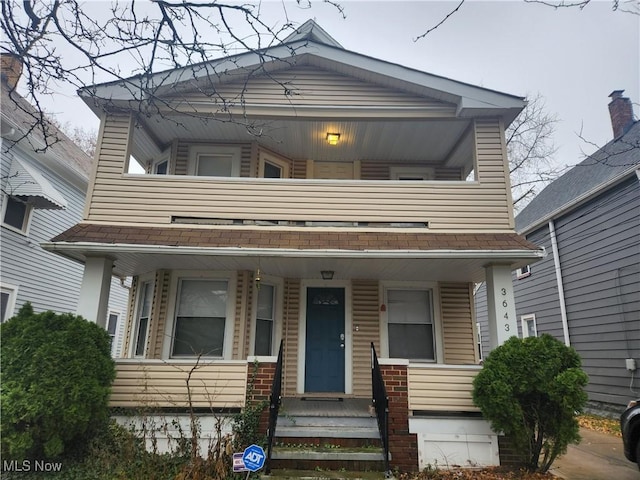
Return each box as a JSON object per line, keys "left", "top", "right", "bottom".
{"left": 44, "top": 223, "right": 545, "bottom": 283}
{"left": 136, "top": 116, "right": 472, "bottom": 166}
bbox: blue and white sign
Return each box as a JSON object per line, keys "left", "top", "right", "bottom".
{"left": 242, "top": 444, "right": 266, "bottom": 472}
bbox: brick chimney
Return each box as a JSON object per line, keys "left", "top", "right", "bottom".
{"left": 608, "top": 90, "right": 634, "bottom": 139}
{"left": 1, "top": 53, "right": 23, "bottom": 90}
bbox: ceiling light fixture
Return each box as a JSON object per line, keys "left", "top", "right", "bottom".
{"left": 326, "top": 132, "right": 340, "bottom": 145}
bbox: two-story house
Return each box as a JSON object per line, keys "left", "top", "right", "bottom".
{"left": 476, "top": 90, "right": 639, "bottom": 416}
{"left": 44, "top": 21, "right": 545, "bottom": 471}
{"left": 1, "top": 56, "right": 129, "bottom": 356}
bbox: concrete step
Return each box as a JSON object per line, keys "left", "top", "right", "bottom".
{"left": 275, "top": 415, "right": 379, "bottom": 439}
{"left": 268, "top": 445, "right": 387, "bottom": 472}
{"left": 262, "top": 469, "right": 391, "bottom": 480}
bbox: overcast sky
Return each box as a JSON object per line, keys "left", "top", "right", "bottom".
{"left": 42, "top": 0, "right": 639, "bottom": 169}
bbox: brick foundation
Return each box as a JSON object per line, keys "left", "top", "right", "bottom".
{"left": 381, "top": 363, "right": 418, "bottom": 472}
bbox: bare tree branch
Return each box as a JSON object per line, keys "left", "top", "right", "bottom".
{"left": 413, "top": 0, "right": 465, "bottom": 41}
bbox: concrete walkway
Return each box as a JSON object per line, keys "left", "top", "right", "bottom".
{"left": 550, "top": 428, "right": 639, "bottom": 479}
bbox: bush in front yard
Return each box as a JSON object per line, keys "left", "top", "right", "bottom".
{"left": 472, "top": 334, "right": 588, "bottom": 473}
{"left": 1, "top": 303, "right": 115, "bottom": 460}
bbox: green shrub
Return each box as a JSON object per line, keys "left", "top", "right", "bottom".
{"left": 1, "top": 303, "right": 116, "bottom": 460}
{"left": 472, "top": 334, "right": 588, "bottom": 472}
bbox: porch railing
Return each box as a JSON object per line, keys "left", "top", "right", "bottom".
{"left": 265, "top": 340, "right": 284, "bottom": 474}
{"left": 371, "top": 342, "right": 390, "bottom": 474}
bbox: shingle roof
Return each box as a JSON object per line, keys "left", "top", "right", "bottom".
{"left": 515, "top": 121, "right": 640, "bottom": 233}
{"left": 52, "top": 223, "right": 541, "bottom": 252}
{"left": 1, "top": 81, "right": 93, "bottom": 179}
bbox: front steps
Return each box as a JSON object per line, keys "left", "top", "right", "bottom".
{"left": 268, "top": 398, "right": 387, "bottom": 472}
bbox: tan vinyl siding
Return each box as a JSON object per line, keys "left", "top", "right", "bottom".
{"left": 408, "top": 365, "right": 480, "bottom": 412}
{"left": 110, "top": 360, "right": 247, "bottom": 408}
{"left": 171, "top": 66, "right": 454, "bottom": 110}
{"left": 149, "top": 271, "right": 170, "bottom": 359}
{"left": 434, "top": 167, "right": 463, "bottom": 180}
{"left": 440, "top": 282, "right": 477, "bottom": 365}
{"left": 282, "top": 278, "right": 300, "bottom": 396}
{"left": 232, "top": 271, "right": 251, "bottom": 359}
{"left": 292, "top": 159, "right": 307, "bottom": 179}
{"left": 87, "top": 118, "right": 511, "bottom": 230}
{"left": 474, "top": 118, "right": 514, "bottom": 228}
{"left": 122, "top": 276, "right": 138, "bottom": 357}
{"left": 351, "top": 280, "right": 380, "bottom": 397}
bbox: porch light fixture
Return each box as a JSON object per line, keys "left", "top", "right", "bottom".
{"left": 321, "top": 270, "right": 334, "bottom": 280}
{"left": 325, "top": 132, "right": 340, "bottom": 145}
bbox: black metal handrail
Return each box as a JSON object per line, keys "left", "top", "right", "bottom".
{"left": 265, "top": 339, "right": 284, "bottom": 474}
{"left": 371, "top": 342, "right": 390, "bottom": 474}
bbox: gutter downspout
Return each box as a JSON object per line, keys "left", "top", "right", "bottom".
{"left": 549, "top": 220, "right": 570, "bottom": 346}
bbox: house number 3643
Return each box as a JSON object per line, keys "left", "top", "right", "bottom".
{"left": 501, "top": 288, "right": 509, "bottom": 331}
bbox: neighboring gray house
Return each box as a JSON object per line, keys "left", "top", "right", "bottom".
{"left": 476, "top": 90, "right": 640, "bottom": 413}
{"left": 0, "top": 57, "right": 129, "bottom": 356}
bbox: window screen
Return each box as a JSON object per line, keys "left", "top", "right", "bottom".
{"left": 172, "top": 279, "right": 227, "bottom": 356}
{"left": 387, "top": 289, "right": 435, "bottom": 360}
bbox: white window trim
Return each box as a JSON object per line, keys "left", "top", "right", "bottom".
{"left": 521, "top": 314, "right": 538, "bottom": 338}
{"left": 297, "top": 279, "right": 353, "bottom": 395}
{"left": 162, "top": 270, "right": 237, "bottom": 360}
{"left": 258, "top": 151, "right": 291, "bottom": 179}
{"left": 1, "top": 194, "right": 33, "bottom": 235}
{"left": 188, "top": 145, "right": 241, "bottom": 177}
{"left": 476, "top": 322, "right": 483, "bottom": 361}
{"left": 390, "top": 166, "right": 435, "bottom": 181}
{"left": 1, "top": 282, "right": 19, "bottom": 322}
{"left": 129, "top": 274, "right": 154, "bottom": 358}
{"left": 379, "top": 281, "right": 443, "bottom": 364}
{"left": 516, "top": 265, "right": 531, "bottom": 279}
{"left": 249, "top": 275, "right": 284, "bottom": 356}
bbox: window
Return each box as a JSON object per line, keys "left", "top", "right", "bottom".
{"left": 172, "top": 279, "right": 228, "bottom": 357}
{"left": 387, "top": 289, "right": 435, "bottom": 360}
{"left": 188, "top": 146, "right": 241, "bottom": 177}
{"left": 255, "top": 284, "right": 275, "bottom": 356}
{"left": 2, "top": 196, "right": 31, "bottom": 233}
{"left": 1, "top": 284, "right": 17, "bottom": 322}
{"left": 133, "top": 281, "right": 153, "bottom": 357}
{"left": 258, "top": 152, "right": 290, "bottom": 179}
{"left": 521, "top": 314, "right": 537, "bottom": 338}
{"left": 107, "top": 312, "right": 120, "bottom": 352}
{"left": 390, "top": 167, "right": 434, "bottom": 181}
{"left": 476, "top": 322, "right": 483, "bottom": 361}
{"left": 516, "top": 265, "right": 531, "bottom": 279}
{"left": 152, "top": 147, "right": 171, "bottom": 175}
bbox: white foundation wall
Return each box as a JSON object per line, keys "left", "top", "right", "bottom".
{"left": 113, "top": 414, "right": 234, "bottom": 455}
{"left": 409, "top": 417, "right": 499, "bottom": 469}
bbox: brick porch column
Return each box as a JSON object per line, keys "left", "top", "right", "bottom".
{"left": 380, "top": 362, "right": 418, "bottom": 472}
{"left": 245, "top": 358, "right": 277, "bottom": 439}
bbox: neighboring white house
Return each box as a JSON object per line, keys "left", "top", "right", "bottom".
{"left": 0, "top": 56, "right": 129, "bottom": 356}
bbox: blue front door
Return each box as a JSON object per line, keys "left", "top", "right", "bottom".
{"left": 305, "top": 287, "right": 345, "bottom": 393}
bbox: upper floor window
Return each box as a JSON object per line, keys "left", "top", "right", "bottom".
{"left": 188, "top": 146, "right": 241, "bottom": 177}
{"left": 258, "top": 152, "right": 290, "bottom": 179}
{"left": 2, "top": 196, "right": 32, "bottom": 234}
{"left": 386, "top": 288, "right": 435, "bottom": 361}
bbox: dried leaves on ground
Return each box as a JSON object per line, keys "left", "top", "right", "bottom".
{"left": 577, "top": 414, "right": 622, "bottom": 437}
{"left": 399, "top": 466, "right": 556, "bottom": 480}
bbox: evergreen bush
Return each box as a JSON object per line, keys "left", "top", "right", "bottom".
{"left": 1, "top": 303, "right": 115, "bottom": 460}
{"left": 472, "top": 334, "right": 588, "bottom": 472}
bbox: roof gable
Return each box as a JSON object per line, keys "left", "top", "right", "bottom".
{"left": 79, "top": 21, "right": 525, "bottom": 125}
{"left": 516, "top": 121, "right": 640, "bottom": 233}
